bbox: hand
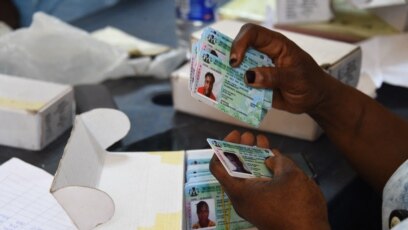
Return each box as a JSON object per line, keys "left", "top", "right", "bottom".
{"left": 229, "top": 23, "right": 338, "bottom": 114}
{"left": 209, "top": 130, "right": 330, "bottom": 230}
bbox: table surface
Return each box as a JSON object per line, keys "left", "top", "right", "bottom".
{"left": 2, "top": 0, "right": 408, "bottom": 229}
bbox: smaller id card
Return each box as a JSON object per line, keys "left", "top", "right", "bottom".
{"left": 207, "top": 138, "right": 274, "bottom": 179}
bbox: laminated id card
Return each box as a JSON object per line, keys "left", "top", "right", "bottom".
{"left": 207, "top": 138, "right": 274, "bottom": 179}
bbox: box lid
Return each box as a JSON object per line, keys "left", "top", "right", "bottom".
{"left": 0, "top": 73, "right": 72, "bottom": 112}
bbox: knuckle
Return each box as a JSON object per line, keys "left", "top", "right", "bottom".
{"left": 241, "top": 23, "right": 257, "bottom": 34}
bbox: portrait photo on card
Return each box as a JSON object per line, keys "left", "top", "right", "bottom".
{"left": 197, "top": 68, "right": 220, "bottom": 102}
{"left": 190, "top": 198, "right": 217, "bottom": 229}
{"left": 222, "top": 151, "right": 252, "bottom": 175}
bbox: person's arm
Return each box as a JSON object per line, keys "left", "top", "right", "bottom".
{"left": 0, "top": 0, "right": 19, "bottom": 28}
{"left": 311, "top": 73, "right": 408, "bottom": 192}
{"left": 229, "top": 23, "right": 408, "bottom": 192}
{"left": 209, "top": 130, "right": 330, "bottom": 230}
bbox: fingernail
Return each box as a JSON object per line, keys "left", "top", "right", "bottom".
{"left": 245, "top": 70, "right": 256, "bottom": 84}
{"left": 229, "top": 57, "right": 237, "bottom": 66}
{"left": 229, "top": 54, "right": 237, "bottom": 66}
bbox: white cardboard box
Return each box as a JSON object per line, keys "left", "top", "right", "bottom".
{"left": 51, "top": 109, "right": 257, "bottom": 229}
{"left": 51, "top": 109, "right": 189, "bottom": 229}
{"left": 348, "top": 0, "right": 408, "bottom": 31}
{"left": 171, "top": 20, "right": 363, "bottom": 141}
{"left": 219, "top": 0, "right": 333, "bottom": 25}
{"left": 370, "top": 5, "right": 408, "bottom": 32}
{"left": 0, "top": 74, "right": 74, "bottom": 150}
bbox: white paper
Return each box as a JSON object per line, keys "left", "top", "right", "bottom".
{"left": 276, "top": 0, "right": 332, "bottom": 24}
{"left": 348, "top": 0, "right": 406, "bottom": 8}
{"left": 96, "top": 152, "right": 184, "bottom": 229}
{"left": 359, "top": 33, "right": 408, "bottom": 88}
{"left": 0, "top": 158, "right": 75, "bottom": 230}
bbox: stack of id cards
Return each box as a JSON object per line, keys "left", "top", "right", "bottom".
{"left": 184, "top": 140, "right": 274, "bottom": 229}
{"left": 189, "top": 27, "right": 274, "bottom": 127}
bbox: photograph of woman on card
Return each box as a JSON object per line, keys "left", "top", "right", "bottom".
{"left": 191, "top": 199, "right": 217, "bottom": 229}
{"left": 223, "top": 151, "right": 252, "bottom": 174}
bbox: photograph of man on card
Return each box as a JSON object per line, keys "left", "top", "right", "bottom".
{"left": 191, "top": 199, "right": 217, "bottom": 229}
{"left": 223, "top": 151, "right": 252, "bottom": 174}
{"left": 197, "top": 72, "right": 217, "bottom": 101}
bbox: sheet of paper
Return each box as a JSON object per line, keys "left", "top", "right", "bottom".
{"left": 0, "top": 158, "right": 75, "bottom": 230}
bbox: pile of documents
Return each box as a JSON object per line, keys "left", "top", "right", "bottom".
{"left": 189, "top": 27, "right": 274, "bottom": 127}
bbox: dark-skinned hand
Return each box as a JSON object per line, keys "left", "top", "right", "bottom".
{"left": 210, "top": 130, "right": 330, "bottom": 230}
{"left": 230, "top": 23, "right": 339, "bottom": 115}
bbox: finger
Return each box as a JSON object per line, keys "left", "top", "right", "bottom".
{"left": 224, "top": 130, "right": 241, "bottom": 143}
{"left": 209, "top": 155, "right": 241, "bottom": 193}
{"left": 244, "top": 67, "right": 285, "bottom": 89}
{"left": 230, "top": 23, "right": 290, "bottom": 67}
{"left": 271, "top": 90, "right": 285, "bottom": 111}
{"left": 240, "top": 131, "right": 255, "bottom": 146}
{"left": 264, "top": 149, "right": 285, "bottom": 176}
{"left": 229, "top": 24, "right": 252, "bottom": 67}
{"left": 271, "top": 148, "right": 282, "bottom": 157}
{"left": 256, "top": 134, "right": 269, "bottom": 149}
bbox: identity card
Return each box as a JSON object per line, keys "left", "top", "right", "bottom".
{"left": 207, "top": 138, "right": 274, "bottom": 179}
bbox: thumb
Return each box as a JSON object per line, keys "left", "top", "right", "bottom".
{"left": 264, "top": 149, "right": 292, "bottom": 177}
{"left": 244, "top": 67, "right": 285, "bottom": 90}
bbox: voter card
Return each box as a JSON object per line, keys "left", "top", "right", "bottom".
{"left": 192, "top": 51, "right": 267, "bottom": 127}
{"left": 185, "top": 181, "right": 254, "bottom": 230}
{"left": 201, "top": 27, "right": 273, "bottom": 110}
{"left": 187, "top": 172, "right": 214, "bottom": 182}
{"left": 190, "top": 27, "right": 276, "bottom": 126}
{"left": 202, "top": 27, "right": 274, "bottom": 109}
{"left": 186, "top": 149, "right": 214, "bottom": 165}
{"left": 190, "top": 40, "right": 228, "bottom": 94}
{"left": 192, "top": 51, "right": 267, "bottom": 126}
{"left": 189, "top": 42, "right": 199, "bottom": 91}
{"left": 207, "top": 138, "right": 274, "bottom": 179}
{"left": 202, "top": 27, "right": 274, "bottom": 67}
{"left": 186, "top": 164, "right": 210, "bottom": 176}
{"left": 187, "top": 174, "right": 217, "bottom": 184}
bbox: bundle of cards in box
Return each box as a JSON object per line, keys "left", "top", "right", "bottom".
{"left": 189, "top": 27, "right": 274, "bottom": 127}
{"left": 184, "top": 139, "right": 274, "bottom": 229}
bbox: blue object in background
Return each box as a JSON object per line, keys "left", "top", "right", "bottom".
{"left": 12, "top": 0, "right": 120, "bottom": 27}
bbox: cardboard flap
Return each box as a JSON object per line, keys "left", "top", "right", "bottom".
{"left": 51, "top": 111, "right": 106, "bottom": 191}
{"left": 53, "top": 186, "right": 114, "bottom": 230}
{"left": 51, "top": 109, "right": 129, "bottom": 228}
{"left": 80, "top": 108, "right": 130, "bottom": 149}
{"left": 52, "top": 109, "right": 185, "bottom": 229}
